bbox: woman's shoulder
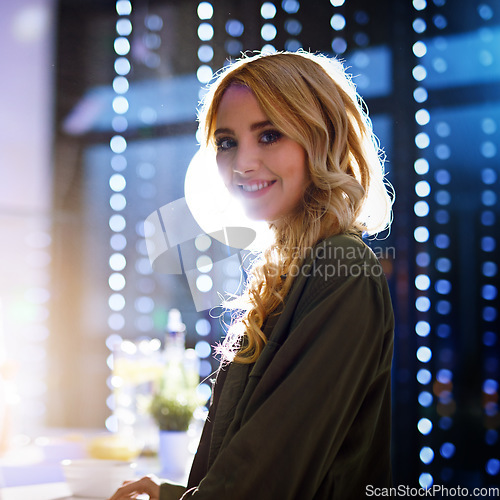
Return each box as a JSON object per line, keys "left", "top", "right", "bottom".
{"left": 286, "top": 232, "right": 392, "bottom": 333}
{"left": 313, "top": 232, "right": 381, "bottom": 270}
{"left": 292, "top": 232, "right": 388, "bottom": 302}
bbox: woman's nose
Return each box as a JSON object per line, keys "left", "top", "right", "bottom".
{"left": 233, "top": 144, "right": 259, "bottom": 175}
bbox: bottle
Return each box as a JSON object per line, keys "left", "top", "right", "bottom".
{"left": 159, "top": 309, "right": 199, "bottom": 403}
{"left": 164, "top": 309, "right": 186, "bottom": 363}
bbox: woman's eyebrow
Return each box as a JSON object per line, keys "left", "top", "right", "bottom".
{"left": 250, "top": 120, "right": 273, "bottom": 131}
{"left": 214, "top": 127, "right": 232, "bottom": 136}
{"left": 214, "top": 120, "right": 273, "bottom": 136}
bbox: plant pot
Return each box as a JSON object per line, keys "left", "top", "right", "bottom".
{"left": 158, "top": 430, "right": 192, "bottom": 481}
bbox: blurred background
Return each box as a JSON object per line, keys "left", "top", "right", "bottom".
{"left": 0, "top": 0, "right": 499, "bottom": 492}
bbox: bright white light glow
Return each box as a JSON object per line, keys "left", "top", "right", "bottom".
{"left": 109, "top": 215, "right": 126, "bottom": 232}
{"left": 330, "top": 14, "right": 346, "bottom": 31}
{"left": 196, "top": 274, "right": 213, "bottom": 292}
{"left": 116, "top": 1, "right": 132, "bottom": 16}
{"left": 416, "top": 296, "right": 431, "bottom": 312}
{"left": 414, "top": 201, "right": 429, "bottom": 217}
{"left": 419, "top": 473, "right": 433, "bottom": 489}
{"left": 185, "top": 150, "right": 272, "bottom": 251}
{"left": 113, "top": 76, "right": 129, "bottom": 94}
{"left": 109, "top": 253, "right": 127, "bottom": 271}
{"left": 415, "top": 274, "right": 431, "bottom": 291}
{"left": 113, "top": 96, "right": 129, "bottom": 114}
{"left": 413, "top": 0, "right": 427, "bottom": 11}
{"left": 197, "top": 65, "right": 214, "bottom": 83}
{"left": 414, "top": 226, "right": 430, "bottom": 243}
{"left": 261, "top": 2, "right": 277, "bottom": 19}
{"left": 196, "top": 255, "right": 214, "bottom": 273}
{"left": 418, "top": 418, "right": 433, "bottom": 435}
{"left": 110, "top": 135, "right": 127, "bottom": 154}
{"left": 116, "top": 19, "right": 132, "bottom": 36}
{"left": 417, "top": 369, "right": 432, "bottom": 385}
{"left": 109, "top": 273, "right": 126, "bottom": 291}
{"left": 110, "top": 194, "right": 127, "bottom": 211}
{"left": 114, "top": 37, "right": 130, "bottom": 56}
{"left": 195, "top": 234, "right": 212, "bottom": 252}
{"left": 413, "top": 87, "right": 428, "bottom": 103}
{"left": 198, "top": 23, "right": 214, "bottom": 41}
{"left": 109, "top": 294, "right": 125, "bottom": 311}
{"left": 417, "top": 346, "right": 432, "bottom": 363}
{"left": 114, "top": 57, "right": 131, "bottom": 75}
{"left": 415, "top": 132, "right": 430, "bottom": 149}
{"left": 198, "top": 45, "right": 214, "bottom": 62}
{"left": 412, "top": 64, "right": 427, "bottom": 81}
{"left": 413, "top": 18, "right": 427, "bottom": 33}
{"left": 420, "top": 446, "right": 434, "bottom": 464}
{"left": 198, "top": 2, "right": 213, "bottom": 20}
{"left": 261, "top": 23, "right": 277, "bottom": 41}
{"left": 415, "top": 109, "right": 430, "bottom": 125}
{"left": 415, "top": 180, "right": 431, "bottom": 197}
{"left": 413, "top": 41, "right": 427, "bottom": 57}
{"left": 416, "top": 321, "right": 431, "bottom": 337}
{"left": 109, "top": 173, "right": 126, "bottom": 192}
{"left": 261, "top": 44, "right": 277, "bottom": 54}
{"left": 414, "top": 159, "right": 429, "bottom": 175}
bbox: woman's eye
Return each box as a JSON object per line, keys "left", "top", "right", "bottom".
{"left": 260, "top": 130, "right": 282, "bottom": 144}
{"left": 215, "top": 137, "right": 236, "bottom": 151}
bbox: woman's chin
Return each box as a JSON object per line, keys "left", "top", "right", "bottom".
{"left": 241, "top": 211, "right": 268, "bottom": 223}
{"left": 238, "top": 203, "right": 274, "bottom": 223}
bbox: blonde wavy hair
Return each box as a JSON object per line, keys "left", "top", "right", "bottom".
{"left": 197, "top": 50, "right": 393, "bottom": 364}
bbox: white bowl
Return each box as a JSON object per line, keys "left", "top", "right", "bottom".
{"left": 61, "top": 458, "right": 136, "bottom": 498}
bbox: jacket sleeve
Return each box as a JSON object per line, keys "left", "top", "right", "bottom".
{"left": 180, "top": 269, "right": 394, "bottom": 499}
{"left": 159, "top": 482, "right": 187, "bottom": 500}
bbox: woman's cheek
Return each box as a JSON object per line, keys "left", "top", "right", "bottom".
{"left": 216, "top": 159, "right": 233, "bottom": 190}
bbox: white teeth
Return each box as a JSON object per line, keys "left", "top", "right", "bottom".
{"left": 241, "top": 181, "right": 271, "bottom": 192}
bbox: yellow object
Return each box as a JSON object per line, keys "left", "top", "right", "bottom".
{"left": 113, "top": 358, "right": 164, "bottom": 386}
{"left": 87, "top": 434, "right": 141, "bottom": 461}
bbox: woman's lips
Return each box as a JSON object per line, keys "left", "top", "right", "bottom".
{"left": 238, "top": 180, "right": 276, "bottom": 197}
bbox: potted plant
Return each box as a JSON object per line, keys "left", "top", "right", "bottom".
{"left": 149, "top": 312, "right": 204, "bottom": 479}
{"left": 149, "top": 393, "right": 198, "bottom": 432}
{"left": 149, "top": 346, "right": 203, "bottom": 479}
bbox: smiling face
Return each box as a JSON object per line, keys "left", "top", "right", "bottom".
{"left": 214, "top": 85, "right": 309, "bottom": 223}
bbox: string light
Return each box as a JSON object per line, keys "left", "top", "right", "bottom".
{"left": 106, "top": 3, "right": 133, "bottom": 433}
{"left": 330, "top": 0, "right": 347, "bottom": 54}
{"left": 197, "top": 2, "right": 214, "bottom": 98}
{"left": 412, "top": 0, "right": 436, "bottom": 489}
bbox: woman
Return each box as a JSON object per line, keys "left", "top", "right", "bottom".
{"left": 109, "top": 50, "right": 394, "bottom": 500}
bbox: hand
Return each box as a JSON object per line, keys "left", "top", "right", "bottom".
{"left": 108, "top": 474, "right": 161, "bottom": 499}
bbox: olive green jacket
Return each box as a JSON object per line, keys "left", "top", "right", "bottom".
{"left": 161, "top": 234, "right": 394, "bottom": 499}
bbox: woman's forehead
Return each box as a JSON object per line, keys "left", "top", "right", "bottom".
{"left": 215, "top": 85, "right": 268, "bottom": 127}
